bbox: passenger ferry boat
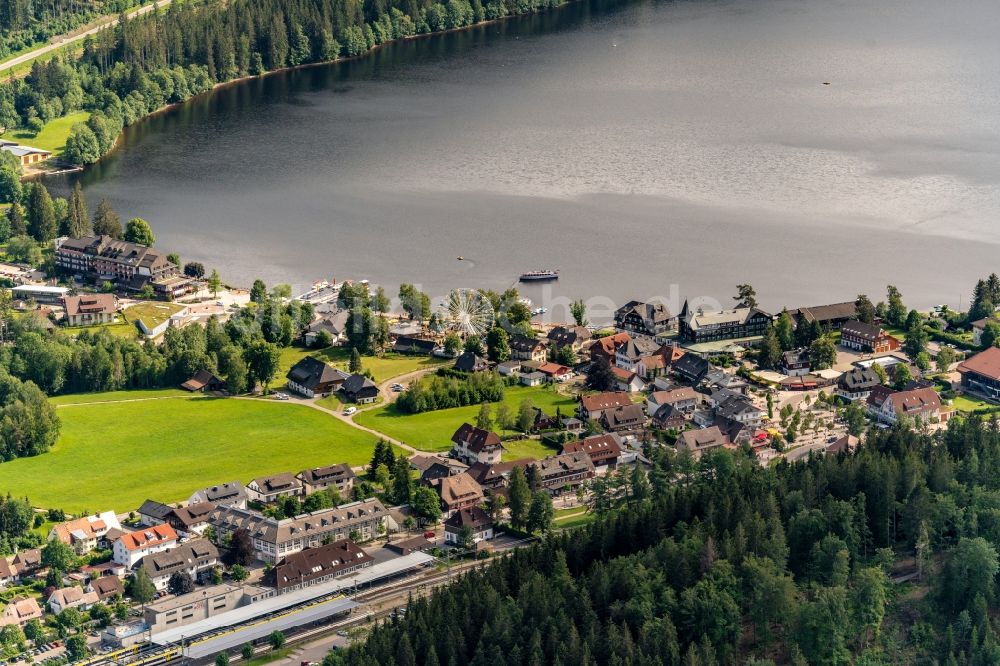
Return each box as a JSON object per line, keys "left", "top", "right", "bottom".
{"left": 518, "top": 270, "right": 559, "bottom": 282}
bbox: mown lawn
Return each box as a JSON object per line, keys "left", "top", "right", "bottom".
{"left": 502, "top": 438, "right": 562, "bottom": 462}
{"left": 355, "top": 386, "right": 576, "bottom": 453}
{"left": 0, "top": 393, "right": 377, "bottom": 513}
{"left": 10, "top": 111, "right": 90, "bottom": 155}
{"left": 63, "top": 314, "right": 138, "bottom": 339}
{"left": 950, "top": 393, "right": 999, "bottom": 413}
{"left": 50, "top": 388, "right": 191, "bottom": 405}
{"left": 554, "top": 507, "right": 594, "bottom": 530}
{"left": 277, "top": 346, "right": 446, "bottom": 386}
{"left": 123, "top": 301, "right": 184, "bottom": 332}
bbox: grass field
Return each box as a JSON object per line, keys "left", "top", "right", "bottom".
{"left": 63, "top": 314, "right": 138, "bottom": 339}
{"left": 123, "top": 301, "right": 184, "bottom": 333}
{"left": 950, "top": 394, "right": 1000, "bottom": 413}
{"left": 50, "top": 388, "right": 190, "bottom": 405}
{"left": 0, "top": 393, "right": 378, "bottom": 512}
{"left": 355, "top": 386, "right": 577, "bottom": 453}
{"left": 502, "top": 438, "right": 562, "bottom": 462}
{"left": 278, "top": 346, "right": 446, "bottom": 386}
{"left": 10, "top": 111, "right": 90, "bottom": 155}
{"left": 554, "top": 507, "right": 594, "bottom": 530}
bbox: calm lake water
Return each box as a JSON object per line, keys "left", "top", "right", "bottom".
{"left": 53, "top": 0, "right": 1000, "bottom": 318}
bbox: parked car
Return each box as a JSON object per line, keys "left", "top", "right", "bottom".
{"left": 343, "top": 406, "right": 357, "bottom": 416}
{"left": 423, "top": 531, "right": 435, "bottom": 539}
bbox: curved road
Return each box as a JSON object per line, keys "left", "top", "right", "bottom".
{"left": 0, "top": 0, "right": 173, "bottom": 74}
{"left": 238, "top": 365, "right": 443, "bottom": 460}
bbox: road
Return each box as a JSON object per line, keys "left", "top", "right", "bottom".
{"left": 0, "top": 0, "right": 173, "bottom": 74}
{"left": 238, "top": 365, "right": 440, "bottom": 459}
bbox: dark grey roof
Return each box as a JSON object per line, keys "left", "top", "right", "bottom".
{"left": 652, "top": 403, "right": 684, "bottom": 422}
{"left": 547, "top": 326, "right": 591, "bottom": 346}
{"left": 674, "top": 354, "right": 710, "bottom": 383}
{"left": 614, "top": 300, "right": 672, "bottom": 326}
{"left": 393, "top": 337, "right": 437, "bottom": 354}
{"left": 444, "top": 506, "right": 493, "bottom": 531}
{"left": 287, "top": 357, "right": 350, "bottom": 390}
{"left": 509, "top": 335, "right": 546, "bottom": 353}
{"left": 838, "top": 367, "right": 882, "bottom": 391}
{"left": 788, "top": 302, "right": 857, "bottom": 324}
{"left": 342, "top": 373, "right": 377, "bottom": 395}
{"left": 782, "top": 348, "right": 810, "bottom": 366}
{"left": 307, "top": 310, "right": 350, "bottom": 336}
{"left": 140, "top": 541, "right": 219, "bottom": 576}
{"left": 716, "top": 396, "right": 761, "bottom": 420}
{"left": 192, "top": 481, "right": 247, "bottom": 505}
{"left": 298, "top": 464, "right": 356, "bottom": 485}
{"left": 138, "top": 500, "right": 173, "bottom": 520}
{"left": 454, "top": 352, "right": 488, "bottom": 372}
{"left": 618, "top": 337, "right": 659, "bottom": 361}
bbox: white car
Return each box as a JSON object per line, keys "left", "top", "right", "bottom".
{"left": 343, "top": 406, "right": 357, "bottom": 416}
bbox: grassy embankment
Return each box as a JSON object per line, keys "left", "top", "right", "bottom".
{"left": 9, "top": 110, "right": 90, "bottom": 156}
{"left": 0, "top": 391, "right": 379, "bottom": 512}
{"left": 354, "top": 386, "right": 576, "bottom": 454}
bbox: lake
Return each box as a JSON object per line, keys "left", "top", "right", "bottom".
{"left": 53, "top": 0, "right": 1000, "bottom": 319}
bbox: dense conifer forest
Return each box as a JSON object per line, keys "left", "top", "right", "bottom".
{"left": 328, "top": 416, "right": 1000, "bottom": 665}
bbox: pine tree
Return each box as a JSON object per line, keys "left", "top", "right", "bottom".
{"left": 92, "top": 198, "right": 122, "bottom": 238}
{"left": 26, "top": 182, "right": 56, "bottom": 242}
{"left": 775, "top": 309, "right": 795, "bottom": 350}
{"left": 508, "top": 466, "right": 530, "bottom": 529}
{"left": 761, "top": 326, "right": 782, "bottom": 369}
{"left": 67, "top": 182, "right": 89, "bottom": 238}
{"left": 392, "top": 456, "right": 412, "bottom": 505}
{"left": 886, "top": 285, "right": 906, "bottom": 328}
{"left": 7, "top": 203, "right": 25, "bottom": 237}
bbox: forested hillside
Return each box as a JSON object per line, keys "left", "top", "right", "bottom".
{"left": 0, "top": 0, "right": 570, "bottom": 168}
{"left": 0, "top": 0, "right": 139, "bottom": 58}
{"left": 329, "top": 416, "right": 1000, "bottom": 665}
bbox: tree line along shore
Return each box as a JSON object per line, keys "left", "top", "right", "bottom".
{"left": 0, "top": 0, "right": 579, "bottom": 184}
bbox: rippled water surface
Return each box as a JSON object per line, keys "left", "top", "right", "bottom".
{"left": 55, "top": 0, "right": 1000, "bottom": 313}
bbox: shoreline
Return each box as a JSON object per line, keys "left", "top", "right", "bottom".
{"left": 28, "top": 0, "right": 580, "bottom": 180}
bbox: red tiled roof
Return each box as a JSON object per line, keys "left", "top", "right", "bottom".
{"left": 537, "top": 362, "right": 571, "bottom": 376}
{"left": 650, "top": 387, "right": 697, "bottom": 405}
{"left": 888, "top": 387, "right": 941, "bottom": 415}
{"left": 958, "top": 347, "right": 1000, "bottom": 382}
{"left": 593, "top": 333, "right": 631, "bottom": 357}
{"left": 118, "top": 524, "right": 177, "bottom": 551}
{"left": 562, "top": 434, "right": 622, "bottom": 459}
{"left": 580, "top": 391, "right": 632, "bottom": 412}
{"left": 611, "top": 367, "right": 636, "bottom": 381}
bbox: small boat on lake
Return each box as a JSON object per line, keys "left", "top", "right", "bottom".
{"left": 519, "top": 269, "right": 559, "bottom": 282}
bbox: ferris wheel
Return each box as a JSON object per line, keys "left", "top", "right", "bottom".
{"left": 444, "top": 289, "right": 495, "bottom": 337}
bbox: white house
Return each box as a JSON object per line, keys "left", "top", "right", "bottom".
{"left": 443, "top": 507, "right": 494, "bottom": 545}
{"left": 450, "top": 423, "right": 504, "bottom": 465}
{"left": 48, "top": 587, "right": 100, "bottom": 615}
{"left": 113, "top": 524, "right": 178, "bottom": 568}
{"left": 50, "top": 511, "right": 122, "bottom": 554}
